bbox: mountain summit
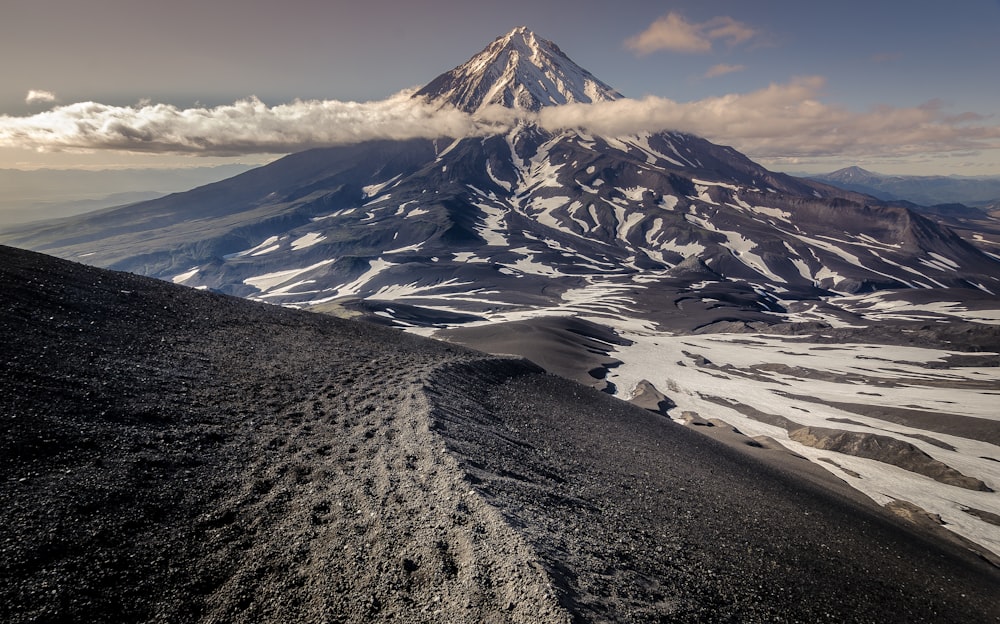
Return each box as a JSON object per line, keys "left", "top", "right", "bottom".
{"left": 414, "top": 26, "right": 622, "bottom": 113}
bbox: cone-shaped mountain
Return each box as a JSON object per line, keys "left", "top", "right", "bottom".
{"left": 414, "top": 26, "right": 622, "bottom": 113}
{"left": 2, "top": 27, "right": 998, "bottom": 310}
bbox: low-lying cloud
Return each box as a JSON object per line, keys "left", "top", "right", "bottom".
{"left": 2, "top": 79, "right": 998, "bottom": 166}
{"left": 0, "top": 91, "right": 497, "bottom": 156}
{"left": 536, "top": 77, "right": 1000, "bottom": 160}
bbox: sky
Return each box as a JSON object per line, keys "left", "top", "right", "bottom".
{"left": 2, "top": 0, "right": 999, "bottom": 177}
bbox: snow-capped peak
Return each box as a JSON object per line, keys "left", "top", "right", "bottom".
{"left": 415, "top": 26, "right": 623, "bottom": 114}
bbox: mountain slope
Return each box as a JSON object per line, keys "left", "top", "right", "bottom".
{"left": 4, "top": 126, "right": 997, "bottom": 308}
{"left": 808, "top": 166, "right": 1000, "bottom": 259}
{"left": 2, "top": 243, "right": 999, "bottom": 622}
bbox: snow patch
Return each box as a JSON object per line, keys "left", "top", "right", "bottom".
{"left": 290, "top": 232, "right": 327, "bottom": 251}
{"left": 171, "top": 267, "right": 199, "bottom": 284}
{"left": 244, "top": 259, "right": 335, "bottom": 293}
{"left": 226, "top": 235, "right": 282, "bottom": 259}
{"left": 362, "top": 175, "right": 401, "bottom": 198}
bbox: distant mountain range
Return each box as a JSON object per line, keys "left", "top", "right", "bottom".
{"left": 808, "top": 165, "right": 1000, "bottom": 208}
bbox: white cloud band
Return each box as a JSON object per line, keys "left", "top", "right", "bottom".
{"left": 0, "top": 91, "right": 505, "bottom": 156}
{"left": 1, "top": 80, "right": 998, "bottom": 165}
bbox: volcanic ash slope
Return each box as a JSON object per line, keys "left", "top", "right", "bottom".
{"left": 1, "top": 244, "right": 998, "bottom": 623}
{"left": 0, "top": 245, "right": 562, "bottom": 623}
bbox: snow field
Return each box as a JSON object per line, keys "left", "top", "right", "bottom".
{"left": 604, "top": 331, "right": 1000, "bottom": 556}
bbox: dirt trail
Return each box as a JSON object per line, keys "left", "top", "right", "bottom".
{"left": 188, "top": 325, "right": 567, "bottom": 623}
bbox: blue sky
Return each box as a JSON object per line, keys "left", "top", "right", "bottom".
{"left": 2, "top": 0, "right": 999, "bottom": 175}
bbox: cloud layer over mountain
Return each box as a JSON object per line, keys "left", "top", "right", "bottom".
{"left": 2, "top": 80, "right": 998, "bottom": 165}
{"left": 0, "top": 91, "right": 488, "bottom": 156}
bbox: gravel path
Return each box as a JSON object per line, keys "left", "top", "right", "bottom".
{"left": 2, "top": 245, "right": 998, "bottom": 623}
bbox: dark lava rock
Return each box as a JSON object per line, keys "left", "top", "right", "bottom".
{"left": 789, "top": 426, "right": 992, "bottom": 491}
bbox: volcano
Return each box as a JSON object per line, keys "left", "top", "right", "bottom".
{"left": 3, "top": 27, "right": 998, "bottom": 311}
{"left": 3, "top": 27, "right": 1000, "bottom": 569}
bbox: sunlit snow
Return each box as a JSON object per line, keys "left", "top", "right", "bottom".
{"left": 290, "top": 232, "right": 327, "bottom": 250}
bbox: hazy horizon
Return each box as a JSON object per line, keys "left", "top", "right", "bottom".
{"left": 0, "top": 163, "right": 259, "bottom": 228}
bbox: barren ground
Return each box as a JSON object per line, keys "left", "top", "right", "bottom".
{"left": 2, "top": 245, "right": 998, "bottom": 623}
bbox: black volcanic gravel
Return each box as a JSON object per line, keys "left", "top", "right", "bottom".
{"left": 429, "top": 361, "right": 1000, "bottom": 622}
{"left": 0, "top": 246, "right": 562, "bottom": 623}
{"left": 1, "top": 245, "right": 998, "bottom": 623}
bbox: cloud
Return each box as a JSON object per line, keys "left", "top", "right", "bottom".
{"left": 626, "top": 12, "right": 760, "bottom": 55}
{"left": 533, "top": 77, "right": 1000, "bottom": 161}
{"left": 703, "top": 17, "right": 758, "bottom": 47}
{"left": 704, "top": 63, "right": 746, "bottom": 78}
{"left": 1, "top": 82, "right": 998, "bottom": 168}
{"left": 25, "top": 90, "right": 57, "bottom": 105}
{"left": 0, "top": 91, "right": 505, "bottom": 156}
